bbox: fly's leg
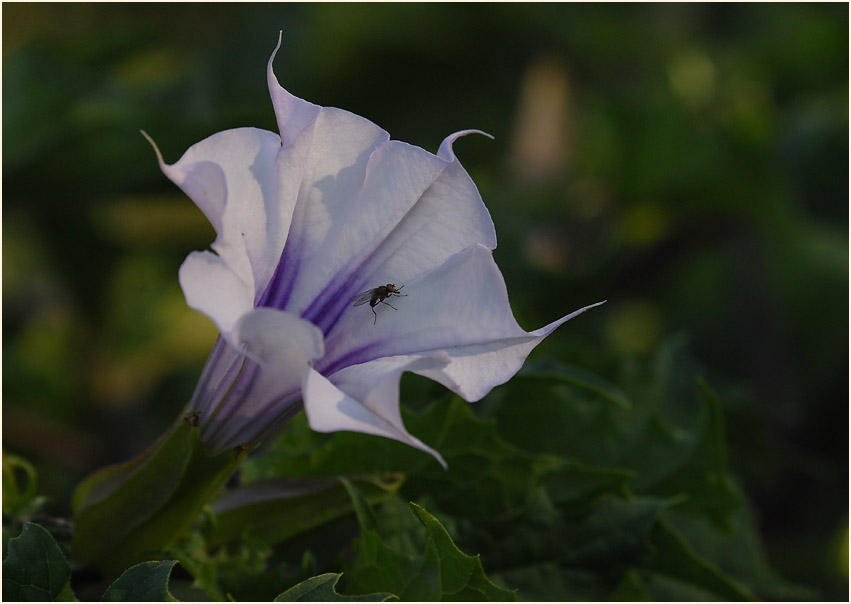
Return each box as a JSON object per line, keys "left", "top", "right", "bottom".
{"left": 380, "top": 301, "right": 398, "bottom": 311}
{"left": 372, "top": 306, "right": 378, "bottom": 325}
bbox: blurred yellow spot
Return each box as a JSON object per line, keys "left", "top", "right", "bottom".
{"left": 115, "top": 49, "right": 185, "bottom": 89}
{"left": 509, "top": 56, "right": 572, "bottom": 184}
{"left": 569, "top": 179, "right": 611, "bottom": 221}
{"left": 669, "top": 49, "right": 716, "bottom": 106}
{"left": 91, "top": 195, "right": 214, "bottom": 249}
{"left": 524, "top": 225, "right": 570, "bottom": 273}
{"left": 92, "top": 300, "right": 217, "bottom": 405}
{"left": 723, "top": 77, "right": 773, "bottom": 144}
{"left": 620, "top": 202, "right": 669, "bottom": 246}
{"left": 837, "top": 519, "right": 849, "bottom": 579}
{"left": 605, "top": 301, "right": 663, "bottom": 356}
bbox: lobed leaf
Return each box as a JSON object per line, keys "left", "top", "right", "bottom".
{"left": 2, "top": 522, "right": 76, "bottom": 602}
{"left": 274, "top": 573, "right": 394, "bottom": 602}
{"left": 409, "top": 503, "right": 516, "bottom": 601}
{"left": 342, "top": 481, "right": 514, "bottom": 601}
{"left": 245, "top": 395, "right": 555, "bottom": 522}
{"left": 101, "top": 560, "right": 179, "bottom": 602}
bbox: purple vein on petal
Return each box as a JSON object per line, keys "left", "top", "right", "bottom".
{"left": 189, "top": 341, "right": 247, "bottom": 431}
{"left": 187, "top": 336, "right": 227, "bottom": 415}
{"left": 198, "top": 358, "right": 263, "bottom": 450}
{"left": 256, "top": 240, "right": 298, "bottom": 310}
{"left": 257, "top": 179, "right": 311, "bottom": 311}
{"left": 314, "top": 342, "right": 382, "bottom": 377}
{"left": 212, "top": 390, "right": 303, "bottom": 451}
{"left": 308, "top": 212, "right": 438, "bottom": 335}
{"left": 299, "top": 159, "right": 453, "bottom": 334}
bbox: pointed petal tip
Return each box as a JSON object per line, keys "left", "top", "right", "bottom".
{"left": 434, "top": 451, "right": 449, "bottom": 471}
{"left": 271, "top": 31, "right": 283, "bottom": 62}
{"left": 566, "top": 299, "right": 607, "bottom": 320}
{"left": 531, "top": 299, "right": 607, "bottom": 338}
{"left": 267, "top": 31, "right": 285, "bottom": 89}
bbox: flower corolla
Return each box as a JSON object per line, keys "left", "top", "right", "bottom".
{"left": 146, "top": 35, "right": 603, "bottom": 468}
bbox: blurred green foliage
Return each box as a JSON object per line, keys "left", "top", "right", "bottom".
{"left": 3, "top": 3, "right": 847, "bottom": 600}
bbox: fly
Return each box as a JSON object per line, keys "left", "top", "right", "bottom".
{"left": 352, "top": 283, "right": 407, "bottom": 325}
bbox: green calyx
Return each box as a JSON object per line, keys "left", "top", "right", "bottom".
{"left": 71, "top": 415, "right": 246, "bottom": 578}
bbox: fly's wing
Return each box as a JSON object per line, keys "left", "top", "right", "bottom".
{"left": 351, "top": 290, "right": 375, "bottom": 307}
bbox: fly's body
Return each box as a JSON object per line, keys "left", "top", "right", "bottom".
{"left": 352, "top": 283, "right": 407, "bottom": 324}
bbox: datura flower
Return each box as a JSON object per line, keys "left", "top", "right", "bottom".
{"left": 145, "top": 34, "right": 603, "bottom": 468}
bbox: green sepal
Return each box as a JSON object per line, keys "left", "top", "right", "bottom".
{"left": 71, "top": 416, "right": 246, "bottom": 578}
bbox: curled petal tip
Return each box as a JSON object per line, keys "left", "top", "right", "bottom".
{"left": 140, "top": 129, "right": 166, "bottom": 167}
{"left": 438, "top": 129, "right": 494, "bottom": 161}
{"left": 471, "top": 129, "right": 495, "bottom": 140}
{"left": 454, "top": 128, "right": 494, "bottom": 140}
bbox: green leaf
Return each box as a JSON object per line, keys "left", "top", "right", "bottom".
{"left": 234, "top": 342, "right": 791, "bottom": 602}
{"left": 2, "top": 522, "right": 76, "bottom": 601}
{"left": 207, "top": 474, "right": 403, "bottom": 547}
{"left": 610, "top": 568, "right": 650, "bottom": 601}
{"left": 246, "top": 396, "right": 556, "bottom": 521}
{"left": 516, "top": 360, "right": 632, "bottom": 409}
{"left": 274, "top": 573, "right": 394, "bottom": 602}
{"left": 102, "top": 560, "right": 178, "bottom": 602}
{"left": 543, "top": 458, "right": 634, "bottom": 506}
{"left": 483, "top": 491, "right": 674, "bottom": 580}
{"left": 641, "top": 379, "right": 742, "bottom": 527}
{"left": 662, "top": 505, "right": 814, "bottom": 600}
{"left": 342, "top": 481, "right": 423, "bottom": 599}
{"left": 647, "top": 519, "right": 753, "bottom": 601}
{"left": 491, "top": 340, "right": 741, "bottom": 526}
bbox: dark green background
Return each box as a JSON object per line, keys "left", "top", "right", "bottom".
{"left": 3, "top": 3, "right": 847, "bottom": 599}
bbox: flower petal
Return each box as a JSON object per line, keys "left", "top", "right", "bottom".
{"left": 267, "top": 32, "right": 321, "bottom": 147}
{"left": 320, "top": 243, "right": 605, "bottom": 401}
{"left": 262, "top": 132, "right": 498, "bottom": 334}
{"left": 311, "top": 130, "right": 498, "bottom": 324}
{"left": 302, "top": 354, "right": 451, "bottom": 468}
{"left": 150, "top": 127, "right": 288, "bottom": 310}
{"left": 258, "top": 41, "right": 498, "bottom": 328}
{"left": 193, "top": 308, "right": 324, "bottom": 452}
{"left": 179, "top": 250, "right": 254, "bottom": 339}
{"left": 256, "top": 111, "right": 392, "bottom": 311}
